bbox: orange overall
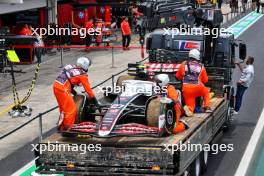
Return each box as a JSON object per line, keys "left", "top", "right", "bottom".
{"left": 167, "top": 85, "right": 186, "bottom": 134}
{"left": 176, "top": 60, "right": 210, "bottom": 113}
{"left": 53, "top": 65, "right": 95, "bottom": 130}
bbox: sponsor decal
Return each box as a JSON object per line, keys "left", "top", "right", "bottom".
{"left": 179, "top": 40, "right": 201, "bottom": 51}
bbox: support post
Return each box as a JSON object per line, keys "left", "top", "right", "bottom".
{"left": 38, "top": 113, "right": 43, "bottom": 142}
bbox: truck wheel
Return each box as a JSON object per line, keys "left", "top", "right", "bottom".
{"left": 146, "top": 97, "right": 160, "bottom": 127}
{"left": 223, "top": 87, "right": 234, "bottom": 132}
{"left": 190, "top": 156, "right": 201, "bottom": 176}
{"left": 116, "top": 75, "right": 136, "bottom": 89}
{"left": 200, "top": 150, "right": 209, "bottom": 173}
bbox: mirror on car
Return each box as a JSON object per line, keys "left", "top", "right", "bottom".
{"left": 146, "top": 37, "right": 152, "bottom": 50}
{"left": 239, "top": 43, "right": 247, "bottom": 60}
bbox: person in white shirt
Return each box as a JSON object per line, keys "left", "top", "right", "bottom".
{"left": 234, "top": 56, "right": 255, "bottom": 114}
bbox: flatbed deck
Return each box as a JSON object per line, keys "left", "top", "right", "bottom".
{"left": 42, "top": 97, "right": 226, "bottom": 147}
{"left": 37, "top": 97, "right": 228, "bottom": 175}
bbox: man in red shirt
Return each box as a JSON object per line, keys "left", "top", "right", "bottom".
{"left": 19, "top": 24, "right": 32, "bottom": 36}
{"left": 120, "top": 17, "right": 131, "bottom": 50}
{"left": 85, "top": 19, "right": 94, "bottom": 48}
{"left": 95, "top": 18, "right": 104, "bottom": 46}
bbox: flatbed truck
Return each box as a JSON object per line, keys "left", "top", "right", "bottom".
{"left": 36, "top": 97, "right": 229, "bottom": 175}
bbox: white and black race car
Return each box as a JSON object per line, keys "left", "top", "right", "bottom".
{"left": 63, "top": 77, "right": 183, "bottom": 137}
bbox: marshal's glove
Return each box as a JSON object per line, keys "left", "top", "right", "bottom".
{"left": 90, "top": 97, "right": 102, "bottom": 112}
{"left": 90, "top": 97, "right": 100, "bottom": 107}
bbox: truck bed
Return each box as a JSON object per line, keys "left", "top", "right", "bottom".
{"left": 37, "top": 97, "right": 227, "bottom": 175}
{"left": 42, "top": 97, "right": 226, "bottom": 147}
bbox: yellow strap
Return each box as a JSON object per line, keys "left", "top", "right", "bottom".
{"left": 0, "top": 103, "right": 16, "bottom": 116}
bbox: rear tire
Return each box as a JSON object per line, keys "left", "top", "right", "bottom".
{"left": 116, "top": 75, "right": 136, "bottom": 89}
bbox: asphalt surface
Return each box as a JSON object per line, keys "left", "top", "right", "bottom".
{"left": 205, "top": 16, "right": 264, "bottom": 176}
{"left": 1, "top": 14, "right": 264, "bottom": 176}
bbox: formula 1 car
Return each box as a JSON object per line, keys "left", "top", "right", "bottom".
{"left": 63, "top": 76, "right": 184, "bottom": 137}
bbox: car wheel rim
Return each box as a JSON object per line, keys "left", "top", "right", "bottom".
{"left": 166, "top": 110, "right": 174, "bottom": 125}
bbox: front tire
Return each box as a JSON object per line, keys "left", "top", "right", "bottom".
{"left": 74, "top": 95, "right": 95, "bottom": 123}
{"left": 146, "top": 96, "right": 160, "bottom": 127}
{"left": 146, "top": 97, "right": 176, "bottom": 136}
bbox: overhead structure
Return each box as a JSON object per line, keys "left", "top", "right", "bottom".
{"left": 0, "top": 0, "right": 23, "bottom": 3}
{"left": 0, "top": 0, "right": 46, "bottom": 14}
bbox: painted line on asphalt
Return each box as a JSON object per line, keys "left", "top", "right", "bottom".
{"left": 234, "top": 107, "right": 264, "bottom": 176}
{"left": 229, "top": 11, "right": 264, "bottom": 176}
{"left": 11, "top": 158, "right": 37, "bottom": 176}
{"left": 12, "top": 10, "right": 264, "bottom": 176}
{"left": 227, "top": 11, "right": 254, "bottom": 29}
{"left": 227, "top": 12, "right": 263, "bottom": 39}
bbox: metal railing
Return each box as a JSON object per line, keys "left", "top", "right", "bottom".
{"left": 0, "top": 2, "right": 256, "bottom": 141}
{"left": 222, "top": 2, "right": 253, "bottom": 26}
{"left": 0, "top": 56, "right": 148, "bottom": 141}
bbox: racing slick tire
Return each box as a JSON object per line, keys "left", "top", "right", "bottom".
{"left": 146, "top": 97, "right": 176, "bottom": 136}
{"left": 74, "top": 95, "right": 95, "bottom": 123}
{"left": 146, "top": 97, "right": 160, "bottom": 127}
{"left": 116, "top": 75, "right": 136, "bottom": 89}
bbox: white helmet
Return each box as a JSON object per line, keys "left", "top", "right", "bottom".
{"left": 155, "top": 74, "right": 170, "bottom": 87}
{"left": 189, "top": 49, "right": 200, "bottom": 60}
{"left": 76, "top": 57, "right": 91, "bottom": 71}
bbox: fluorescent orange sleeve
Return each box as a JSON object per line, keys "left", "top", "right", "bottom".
{"left": 79, "top": 75, "right": 95, "bottom": 99}
{"left": 200, "top": 67, "right": 208, "bottom": 84}
{"left": 167, "top": 85, "right": 178, "bottom": 101}
{"left": 176, "top": 62, "right": 185, "bottom": 81}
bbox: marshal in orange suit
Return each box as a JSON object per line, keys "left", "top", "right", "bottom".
{"left": 53, "top": 57, "right": 97, "bottom": 131}
{"left": 155, "top": 74, "right": 187, "bottom": 134}
{"left": 176, "top": 49, "right": 211, "bottom": 117}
